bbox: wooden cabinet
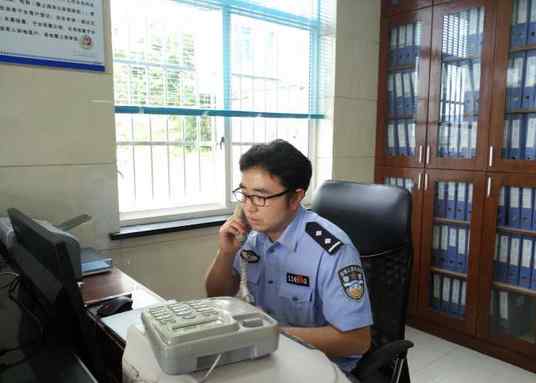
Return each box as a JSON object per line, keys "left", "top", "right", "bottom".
{"left": 375, "top": 0, "right": 536, "bottom": 374}
{"left": 381, "top": 0, "right": 433, "bottom": 17}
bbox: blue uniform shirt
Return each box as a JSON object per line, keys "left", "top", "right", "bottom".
{"left": 232, "top": 206, "right": 373, "bottom": 372}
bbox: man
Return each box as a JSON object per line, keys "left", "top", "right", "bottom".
{"left": 205, "top": 139, "right": 372, "bottom": 373}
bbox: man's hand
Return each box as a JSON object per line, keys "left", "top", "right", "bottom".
{"left": 218, "top": 214, "right": 249, "bottom": 256}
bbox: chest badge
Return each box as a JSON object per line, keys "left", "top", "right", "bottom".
{"left": 240, "top": 249, "right": 260, "bottom": 263}
{"left": 338, "top": 265, "right": 365, "bottom": 301}
{"left": 287, "top": 273, "right": 310, "bottom": 287}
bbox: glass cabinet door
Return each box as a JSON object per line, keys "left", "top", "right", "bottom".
{"left": 376, "top": 9, "right": 432, "bottom": 168}
{"left": 478, "top": 174, "right": 536, "bottom": 357}
{"left": 489, "top": 0, "right": 536, "bottom": 173}
{"left": 375, "top": 166, "right": 424, "bottom": 317}
{"left": 382, "top": 0, "right": 433, "bottom": 17}
{"left": 427, "top": 1, "right": 494, "bottom": 170}
{"left": 419, "top": 170, "right": 485, "bottom": 334}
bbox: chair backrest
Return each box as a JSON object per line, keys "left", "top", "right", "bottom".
{"left": 311, "top": 180, "right": 413, "bottom": 346}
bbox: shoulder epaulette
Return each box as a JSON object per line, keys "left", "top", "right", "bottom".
{"left": 305, "top": 222, "right": 343, "bottom": 255}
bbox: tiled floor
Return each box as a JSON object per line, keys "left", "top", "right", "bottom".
{"left": 405, "top": 326, "right": 536, "bottom": 383}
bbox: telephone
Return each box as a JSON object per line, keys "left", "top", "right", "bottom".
{"left": 141, "top": 297, "right": 279, "bottom": 375}
{"left": 233, "top": 205, "right": 254, "bottom": 304}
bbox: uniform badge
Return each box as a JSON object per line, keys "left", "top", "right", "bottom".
{"left": 287, "top": 273, "right": 310, "bottom": 287}
{"left": 338, "top": 265, "right": 365, "bottom": 301}
{"left": 240, "top": 250, "right": 259, "bottom": 263}
{"left": 305, "top": 222, "right": 343, "bottom": 255}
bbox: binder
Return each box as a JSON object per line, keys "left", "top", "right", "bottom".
{"left": 435, "top": 181, "right": 446, "bottom": 218}
{"left": 529, "top": 0, "right": 536, "bottom": 45}
{"left": 432, "top": 225, "right": 441, "bottom": 267}
{"left": 521, "top": 187, "right": 533, "bottom": 229}
{"left": 456, "top": 182, "right": 467, "bottom": 221}
{"left": 532, "top": 244, "right": 536, "bottom": 289}
{"left": 409, "top": 70, "right": 417, "bottom": 115}
{"left": 432, "top": 274, "right": 441, "bottom": 310}
{"left": 447, "top": 181, "right": 456, "bottom": 219}
{"left": 440, "top": 225, "right": 449, "bottom": 269}
{"left": 413, "top": 22, "right": 421, "bottom": 65}
{"left": 467, "top": 8, "right": 479, "bottom": 57}
{"left": 387, "top": 122, "right": 396, "bottom": 156}
{"left": 447, "top": 226, "right": 458, "bottom": 271}
{"left": 396, "top": 177, "right": 404, "bottom": 188}
{"left": 448, "top": 116, "right": 460, "bottom": 158}
{"left": 398, "top": 24, "right": 407, "bottom": 66}
{"left": 441, "top": 276, "right": 451, "bottom": 313}
{"left": 408, "top": 121, "right": 416, "bottom": 156}
{"left": 439, "top": 122, "right": 449, "bottom": 157}
{"left": 472, "top": 61, "right": 481, "bottom": 114}
{"left": 522, "top": 50, "right": 536, "bottom": 109}
{"left": 520, "top": 237, "right": 533, "bottom": 288}
{"left": 511, "top": 0, "right": 529, "bottom": 48}
{"left": 506, "top": 53, "right": 525, "bottom": 111}
{"left": 388, "top": 74, "right": 396, "bottom": 117}
{"left": 498, "top": 291, "right": 509, "bottom": 330}
{"left": 507, "top": 236, "right": 521, "bottom": 286}
{"left": 450, "top": 278, "right": 461, "bottom": 316}
{"left": 525, "top": 113, "right": 536, "bottom": 159}
{"left": 469, "top": 118, "right": 478, "bottom": 158}
{"left": 395, "top": 72, "right": 404, "bottom": 117}
{"left": 493, "top": 234, "right": 500, "bottom": 279}
{"left": 508, "top": 186, "right": 521, "bottom": 228}
{"left": 497, "top": 234, "right": 510, "bottom": 282}
{"left": 389, "top": 27, "right": 398, "bottom": 67}
{"left": 460, "top": 280, "right": 467, "bottom": 316}
{"left": 502, "top": 117, "right": 511, "bottom": 159}
{"left": 457, "top": 227, "right": 468, "bottom": 273}
{"left": 403, "top": 71, "right": 413, "bottom": 116}
{"left": 497, "top": 187, "right": 507, "bottom": 226}
{"left": 406, "top": 23, "right": 414, "bottom": 67}
{"left": 397, "top": 120, "right": 408, "bottom": 156}
{"left": 463, "top": 61, "right": 474, "bottom": 115}
{"left": 467, "top": 183, "right": 474, "bottom": 221}
{"left": 509, "top": 116, "right": 522, "bottom": 159}
{"left": 460, "top": 117, "right": 470, "bottom": 158}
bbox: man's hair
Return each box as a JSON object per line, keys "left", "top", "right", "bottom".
{"left": 239, "top": 139, "right": 312, "bottom": 192}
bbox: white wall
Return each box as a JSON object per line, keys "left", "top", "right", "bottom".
{"left": 0, "top": 0, "right": 381, "bottom": 300}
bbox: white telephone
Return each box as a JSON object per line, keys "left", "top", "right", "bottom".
{"left": 233, "top": 205, "right": 254, "bottom": 304}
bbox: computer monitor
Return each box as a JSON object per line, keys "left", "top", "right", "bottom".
{"left": 7, "top": 208, "right": 101, "bottom": 378}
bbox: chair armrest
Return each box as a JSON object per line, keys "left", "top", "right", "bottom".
{"left": 352, "top": 339, "right": 414, "bottom": 381}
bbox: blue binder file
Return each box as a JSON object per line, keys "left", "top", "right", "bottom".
{"left": 472, "top": 62, "right": 481, "bottom": 114}
{"left": 405, "top": 24, "right": 414, "bottom": 68}
{"left": 459, "top": 118, "right": 470, "bottom": 158}
{"left": 387, "top": 122, "right": 396, "bottom": 156}
{"left": 450, "top": 278, "right": 461, "bottom": 316}
{"left": 389, "top": 27, "right": 398, "bottom": 67}
{"left": 457, "top": 227, "right": 468, "bottom": 273}
{"left": 512, "top": 0, "right": 529, "bottom": 48}
{"left": 467, "top": 183, "right": 474, "bottom": 221}
{"left": 447, "top": 182, "right": 456, "bottom": 219}
{"left": 529, "top": 0, "right": 536, "bottom": 45}
{"left": 521, "top": 187, "right": 533, "bottom": 229}
{"left": 497, "top": 234, "right": 510, "bottom": 282}
{"left": 388, "top": 74, "right": 396, "bottom": 117}
{"left": 508, "top": 186, "right": 521, "bottom": 227}
{"left": 525, "top": 114, "right": 536, "bottom": 159}
{"left": 508, "top": 236, "right": 521, "bottom": 286}
{"left": 432, "top": 274, "right": 441, "bottom": 310}
{"left": 436, "top": 182, "right": 446, "bottom": 217}
{"left": 522, "top": 50, "right": 536, "bottom": 109}
{"left": 502, "top": 117, "right": 511, "bottom": 159}
{"left": 409, "top": 71, "right": 417, "bottom": 115}
{"left": 498, "top": 187, "right": 507, "bottom": 226}
{"left": 397, "top": 121, "right": 408, "bottom": 156}
{"left": 498, "top": 291, "right": 509, "bottom": 330}
{"left": 448, "top": 118, "right": 460, "bottom": 158}
{"left": 398, "top": 24, "right": 407, "bottom": 66}
{"left": 395, "top": 72, "right": 404, "bottom": 116}
{"left": 447, "top": 226, "right": 458, "bottom": 271}
{"left": 440, "top": 225, "right": 449, "bottom": 269}
{"left": 506, "top": 53, "right": 525, "bottom": 111}
{"left": 469, "top": 119, "right": 478, "bottom": 158}
{"left": 408, "top": 121, "right": 416, "bottom": 156}
{"left": 456, "top": 183, "right": 467, "bottom": 221}
{"left": 520, "top": 238, "right": 533, "bottom": 288}
{"left": 532, "top": 247, "right": 536, "bottom": 289}
{"left": 510, "top": 116, "right": 522, "bottom": 159}
{"left": 432, "top": 225, "right": 441, "bottom": 267}
{"left": 403, "top": 72, "right": 413, "bottom": 117}
{"left": 413, "top": 23, "right": 421, "bottom": 65}
{"left": 463, "top": 62, "right": 474, "bottom": 115}
{"left": 460, "top": 280, "right": 467, "bottom": 316}
{"left": 441, "top": 276, "right": 451, "bottom": 313}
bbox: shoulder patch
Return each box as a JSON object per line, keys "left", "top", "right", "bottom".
{"left": 338, "top": 265, "right": 365, "bottom": 301}
{"left": 305, "top": 222, "right": 343, "bottom": 255}
{"left": 240, "top": 249, "right": 260, "bottom": 263}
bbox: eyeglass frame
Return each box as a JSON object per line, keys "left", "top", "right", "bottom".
{"left": 232, "top": 187, "right": 291, "bottom": 207}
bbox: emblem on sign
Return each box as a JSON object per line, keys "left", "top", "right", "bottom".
{"left": 81, "top": 35, "right": 93, "bottom": 49}
{"left": 338, "top": 265, "right": 365, "bottom": 301}
{"left": 240, "top": 250, "right": 259, "bottom": 263}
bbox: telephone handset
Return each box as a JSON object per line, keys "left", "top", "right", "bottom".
{"left": 233, "top": 205, "right": 254, "bottom": 304}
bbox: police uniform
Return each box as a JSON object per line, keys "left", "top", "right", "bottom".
{"left": 232, "top": 206, "right": 373, "bottom": 372}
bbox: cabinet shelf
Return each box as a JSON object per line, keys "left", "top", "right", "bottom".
{"left": 510, "top": 44, "right": 536, "bottom": 54}
{"left": 441, "top": 55, "right": 480, "bottom": 64}
{"left": 492, "top": 281, "right": 536, "bottom": 297}
{"left": 430, "top": 267, "right": 467, "bottom": 279}
{"left": 433, "top": 217, "right": 470, "bottom": 226}
{"left": 388, "top": 64, "right": 417, "bottom": 72}
{"left": 496, "top": 226, "right": 536, "bottom": 238}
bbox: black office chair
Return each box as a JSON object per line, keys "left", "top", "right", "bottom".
{"left": 311, "top": 180, "right": 414, "bottom": 383}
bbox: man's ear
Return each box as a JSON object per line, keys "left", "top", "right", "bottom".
{"left": 289, "top": 189, "right": 306, "bottom": 210}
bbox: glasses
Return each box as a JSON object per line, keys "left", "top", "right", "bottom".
{"left": 232, "top": 188, "right": 290, "bottom": 207}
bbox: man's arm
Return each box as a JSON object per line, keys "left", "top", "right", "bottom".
{"left": 205, "top": 249, "right": 239, "bottom": 297}
{"left": 281, "top": 325, "right": 371, "bottom": 357}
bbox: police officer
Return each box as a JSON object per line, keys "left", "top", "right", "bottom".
{"left": 205, "top": 139, "right": 372, "bottom": 373}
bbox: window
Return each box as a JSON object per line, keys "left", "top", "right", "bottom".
{"left": 111, "top": 0, "right": 334, "bottom": 224}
